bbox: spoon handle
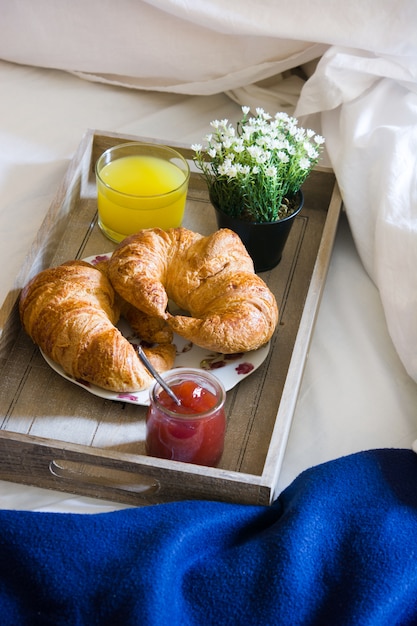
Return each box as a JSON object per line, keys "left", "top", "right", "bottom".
{"left": 136, "top": 345, "right": 181, "bottom": 405}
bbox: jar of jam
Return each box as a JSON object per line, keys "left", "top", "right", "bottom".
{"left": 145, "top": 368, "right": 226, "bottom": 467}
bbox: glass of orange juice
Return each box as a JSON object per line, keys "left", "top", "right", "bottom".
{"left": 95, "top": 142, "right": 190, "bottom": 243}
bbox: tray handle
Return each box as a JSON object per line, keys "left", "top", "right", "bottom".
{"left": 49, "top": 459, "right": 160, "bottom": 496}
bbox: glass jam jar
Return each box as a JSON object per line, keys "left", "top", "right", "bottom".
{"left": 145, "top": 368, "right": 226, "bottom": 467}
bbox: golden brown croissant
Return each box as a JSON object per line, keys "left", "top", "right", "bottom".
{"left": 108, "top": 227, "right": 278, "bottom": 353}
{"left": 19, "top": 260, "right": 176, "bottom": 392}
{"left": 95, "top": 258, "right": 174, "bottom": 345}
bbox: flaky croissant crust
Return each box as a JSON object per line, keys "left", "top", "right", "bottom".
{"left": 19, "top": 260, "right": 175, "bottom": 392}
{"left": 108, "top": 227, "right": 279, "bottom": 353}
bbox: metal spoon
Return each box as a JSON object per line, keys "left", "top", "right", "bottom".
{"left": 136, "top": 344, "right": 181, "bottom": 405}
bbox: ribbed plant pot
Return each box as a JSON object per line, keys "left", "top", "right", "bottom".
{"left": 212, "top": 191, "right": 304, "bottom": 272}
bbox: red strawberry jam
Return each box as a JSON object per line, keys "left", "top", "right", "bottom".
{"left": 146, "top": 369, "right": 226, "bottom": 467}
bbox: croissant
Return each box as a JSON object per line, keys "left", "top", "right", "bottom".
{"left": 95, "top": 258, "right": 174, "bottom": 345}
{"left": 108, "top": 227, "right": 279, "bottom": 353}
{"left": 19, "top": 260, "right": 176, "bottom": 392}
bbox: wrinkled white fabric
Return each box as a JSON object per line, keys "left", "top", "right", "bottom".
{"left": 1, "top": 0, "right": 414, "bottom": 97}
{"left": 295, "top": 45, "right": 417, "bottom": 381}
{"left": 0, "top": 0, "right": 326, "bottom": 94}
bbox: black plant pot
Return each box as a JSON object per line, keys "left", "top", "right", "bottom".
{"left": 213, "top": 191, "right": 304, "bottom": 272}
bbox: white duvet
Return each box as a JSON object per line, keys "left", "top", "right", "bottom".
{"left": 2, "top": 0, "right": 415, "bottom": 379}
{"left": 296, "top": 45, "right": 417, "bottom": 382}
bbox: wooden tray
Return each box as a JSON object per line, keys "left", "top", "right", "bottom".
{"left": 0, "top": 130, "right": 341, "bottom": 506}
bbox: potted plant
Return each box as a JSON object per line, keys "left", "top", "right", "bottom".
{"left": 192, "top": 106, "right": 325, "bottom": 272}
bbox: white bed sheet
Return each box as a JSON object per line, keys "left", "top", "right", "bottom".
{"left": 1, "top": 59, "right": 417, "bottom": 513}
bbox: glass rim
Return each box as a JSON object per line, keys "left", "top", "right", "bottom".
{"left": 95, "top": 141, "right": 190, "bottom": 199}
{"left": 149, "top": 367, "right": 226, "bottom": 420}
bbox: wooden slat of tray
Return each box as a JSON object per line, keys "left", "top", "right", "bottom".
{"left": 0, "top": 129, "right": 341, "bottom": 506}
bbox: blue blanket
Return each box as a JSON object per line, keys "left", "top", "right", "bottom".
{"left": 1, "top": 448, "right": 417, "bottom": 625}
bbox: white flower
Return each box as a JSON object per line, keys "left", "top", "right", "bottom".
{"left": 274, "top": 111, "right": 290, "bottom": 122}
{"left": 233, "top": 142, "right": 245, "bottom": 154}
{"left": 299, "top": 157, "right": 311, "bottom": 170}
{"left": 265, "top": 166, "right": 277, "bottom": 177}
{"left": 222, "top": 137, "right": 234, "bottom": 149}
{"left": 191, "top": 143, "right": 202, "bottom": 152}
{"left": 225, "top": 163, "right": 238, "bottom": 178}
{"left": 255, "top": 151, "right": 269, "bottom": 165}
{"left": 305, "top": 144, "right": 319, "bottom": 159}
{"left": 241, "top": 105, "right": 250, "bottom": 115}
{"left": 268, "top": 138, "right": 286, "bottom": 151}
{"left": 247, "top": 145, "right": 263, "bottom": 160}
{"left": 217, "top": 162, "right": 229, "bottom": 176}
{"left": 242, "top": 127, "right": 255, "bottom": 141}
{"left": 314, "top": 135, "right": 326, "bottom": 145}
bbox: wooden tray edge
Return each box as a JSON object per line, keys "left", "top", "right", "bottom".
{"left": 262, "top": 180, "right": 342, "bottom": 500}
{"left": 0, "top": 129, "right": 95, "bottom": 360}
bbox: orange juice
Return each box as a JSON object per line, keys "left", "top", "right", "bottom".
{"left": 96, "top": 145, "right": 190, "bottom": 243}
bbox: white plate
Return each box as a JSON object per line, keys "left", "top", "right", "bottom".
{"left": 40, "top": 253, "right": 270, "bottom": 406}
